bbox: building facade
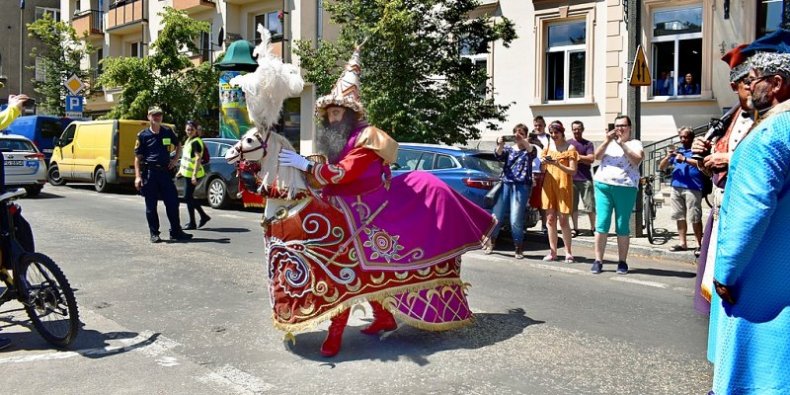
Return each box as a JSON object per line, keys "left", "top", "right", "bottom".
{"left": 0, "top": 0, "right": 61, "bottom": 112}
{"left": 59, "top": 0, "right": 782, "bottom": 149}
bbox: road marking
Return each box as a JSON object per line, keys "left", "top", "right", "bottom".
{"left": 197, "top": 364, "right": 276, "bottom": 394}
{"left": 610, "top": 277, "right": 669, "bottom": 289}
{"left": 525, "top": 262, "right": 585, "bottom": 274}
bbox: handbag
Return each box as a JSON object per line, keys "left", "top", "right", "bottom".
{"left": 484, "top": 181, "right": 502, "bottom": 207}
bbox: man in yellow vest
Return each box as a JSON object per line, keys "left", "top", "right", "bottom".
{"left": 177, "top": 120, "right": 210, "bottom": 229}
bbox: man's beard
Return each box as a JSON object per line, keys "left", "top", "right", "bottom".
{"left": 316, "top": 111, "right": 357, "bottom": 163}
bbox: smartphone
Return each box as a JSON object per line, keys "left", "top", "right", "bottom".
{"left": 607, "top": 123, "right": 615, "bottom": 132}
{"left": 502, "top": 135, "right": 515, "bottom": 143}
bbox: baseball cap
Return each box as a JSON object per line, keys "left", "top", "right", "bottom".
{"left": 147, "top": 105, "right": 164, "bottom": 115}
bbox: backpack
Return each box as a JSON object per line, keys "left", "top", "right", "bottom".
{"left": 200, "top": 144, "right": 210, "bottom": 165}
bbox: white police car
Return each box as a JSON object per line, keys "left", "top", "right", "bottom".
{"left": 0, "top": 135, "right": 47, "bottom": 197}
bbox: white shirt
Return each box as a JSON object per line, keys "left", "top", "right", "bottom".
{"left": 593, "top": 139, "right": 643, "bottom": 188}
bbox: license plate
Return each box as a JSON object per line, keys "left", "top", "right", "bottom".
{"left": 4, "top": 160, "right": 23, "bottom": 166}
{"left": 122, "top": 168, "right": 135, "bottom": 175}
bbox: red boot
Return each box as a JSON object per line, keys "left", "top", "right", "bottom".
{"left": 320, "top": 309, "right": 350, "bottom": 357}
{"left": 360, "top": 301, "right": 397, "bottom": 335}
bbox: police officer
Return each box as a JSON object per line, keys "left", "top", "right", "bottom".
{"left": 134, "top": 106, "right": 192, "bottom": 243}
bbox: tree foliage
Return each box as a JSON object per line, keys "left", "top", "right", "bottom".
{"left": 27, "top": 14, "right": 94, "bottom": 116}
{"left": 294, "top": 0, "right": 516, "bottom": 144}
{"left": 99, "top": 7, "right": 219, "bottom": 136}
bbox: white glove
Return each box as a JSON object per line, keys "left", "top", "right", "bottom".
{"left": 278, "top": 149, "right": 311, "bottom": 172}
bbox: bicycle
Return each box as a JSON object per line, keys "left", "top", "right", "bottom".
{"left": 0, "top": 188, "right": 80, "bottom": 347}
{"left": 640, "top": 175, "right": 657, "bottom": 244}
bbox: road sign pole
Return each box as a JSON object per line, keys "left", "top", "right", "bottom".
{"left": 626, "top": 0, "right": 643, "bottom": 237}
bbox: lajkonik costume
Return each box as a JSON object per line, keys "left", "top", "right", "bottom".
{"left": 708, "top": 30, "right": 790, "bottom": 394}
{"left": 226, "top": 29, "right": 496, "bottom": 357}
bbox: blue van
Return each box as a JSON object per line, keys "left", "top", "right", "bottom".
{"left": 1, "top": 115, "right": 72, "bottom": 163}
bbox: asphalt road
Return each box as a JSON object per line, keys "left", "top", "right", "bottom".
{"left": 0, "top": 185, "right": 713, "bottom": 394}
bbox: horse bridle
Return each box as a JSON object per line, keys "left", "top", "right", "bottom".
{"left": 236, "top": 129, "right": 271, "bottom": 162}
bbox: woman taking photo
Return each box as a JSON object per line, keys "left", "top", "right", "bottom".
{"left": 540, "top": 121, "right": 578, "bottom": 262}
{"left": 591, "top": 115, "right": 644, "bottom": 274}
{"left": 485, "top": 123, "right": 536, "bottom": 259}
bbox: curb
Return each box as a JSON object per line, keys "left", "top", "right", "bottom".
{"left": 571, "top": 236, "right": 698, "bottom": 261}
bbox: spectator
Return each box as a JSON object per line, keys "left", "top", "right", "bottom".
{"left": 653, "top": 71, "right": 674, "bottom": 96}
{"left": 568, "top": 120, "right": 596, "bottom": 236}
{"left": 678, "top": 72, "right": 701, "bottom": 95}
{"left": 540, "top": 121, "right": 578, "bottom": 262}
{"left": 530, "top": 115, "right": 550, "bottom": 233}
{"left": 485, "top": 124, "right": 536, "bottom": 259}
{"left": 659, "top": 127, "right": 704, "bottom": 253}
{"left": 591, "top": 115, "right": 644, "bottom": 275}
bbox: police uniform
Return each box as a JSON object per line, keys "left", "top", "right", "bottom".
{"left": 135, "top": 125, "right": 185, "bottom": 238}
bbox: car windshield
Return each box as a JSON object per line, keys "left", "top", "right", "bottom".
{"left": 0, "top": 139, "right": 35, "bottom": 152}
{"left": 460, "top": 153, "right": 502, "bottom": 176}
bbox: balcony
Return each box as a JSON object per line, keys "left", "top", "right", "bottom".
{"left": 172, "top": 0, "right": 215, "bottom": 13}
{"left": 71, "top": 10, "right": 104, "bottom": 40}
{"left": 106, "top": 0, "right": 146, "bottom": 34}
{"left": 224, "top": 0, "right": 261, "bottom": 5}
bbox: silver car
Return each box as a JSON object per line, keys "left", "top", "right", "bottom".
{"left": 0, "top": 135, "right": 47, "bottom": 197}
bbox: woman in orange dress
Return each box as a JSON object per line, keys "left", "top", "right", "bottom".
{"left": 541, "top": 121, "right": 578, "bottom": 262}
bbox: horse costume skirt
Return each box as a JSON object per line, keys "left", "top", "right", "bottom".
{"left": 264, "top": 171, "right": 496, "bottom": 332}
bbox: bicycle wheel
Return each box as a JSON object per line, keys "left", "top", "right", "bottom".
{"left": 643, "top": 196, "right": 655, "bottom": 244}
{"left": 16, "top": 253, "right": 80, "bottom": 347}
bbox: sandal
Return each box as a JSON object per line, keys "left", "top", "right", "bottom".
{"left": 669, "top": 245, "right": 689, "bottom": 252}
{"left": 564, "top": 255, "right": 575, "bottom": 263}
{"left": 542, "top": 254, "right": 558, "bottom": 262}
{"left": 694, "top": 247, "right": 701, "bottom": 258}
{"left": 570, "top": 229, "right": 579, "bottom": 238}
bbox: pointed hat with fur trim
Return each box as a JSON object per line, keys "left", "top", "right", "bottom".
{"left": 315, "top": 48, "right": 364, "bottom": 118}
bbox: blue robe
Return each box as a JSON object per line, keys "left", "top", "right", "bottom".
{"left": 711, "top": 102, "right": 790, "bottom": 394}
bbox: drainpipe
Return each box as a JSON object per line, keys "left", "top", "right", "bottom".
{"left": 317, "top": 0, "right": 323, "bottom": 45}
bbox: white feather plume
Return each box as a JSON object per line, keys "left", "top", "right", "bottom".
{"left": 229, "top": 24, "right": 304, "bottom": 130}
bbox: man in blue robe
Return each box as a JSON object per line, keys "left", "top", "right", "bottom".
{"left": 709, "top": 29, "right": 790, "bottom": 394}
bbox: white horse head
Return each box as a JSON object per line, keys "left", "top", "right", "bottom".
{"left": 229, "top": 24, "right": 304, "bottom": 130}
{"left": 225, "top": 128, "right": 308, "bottom": 199}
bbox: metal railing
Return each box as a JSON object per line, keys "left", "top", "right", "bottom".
{"left": 73, "top": 9, "right": 104, "bottom": 34}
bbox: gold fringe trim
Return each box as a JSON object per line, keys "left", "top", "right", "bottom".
{"left": 390, "top": 310, "right": 474, "bottom": 332}
{"left": 271, "top": 278, "right": 467, "bottom": 333}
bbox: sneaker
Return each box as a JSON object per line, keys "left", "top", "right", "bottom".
{"left": 0, "top": 337, "right": 12, "bottom": 350}
{"left": 170, "top": 231, "right": 193, "bottom": 241}
{"left": 198, "top": 215, "right": 211, "bottom": 229}
{"left": 591, "top": 260, "right": 603, "bottom": 274}
{"left": 617, "top": 261, "right": 629, "bottom": 275}
{"left": 182, "top": 223, "right": 197, "bottom": 230}
{"left": 150, "top": 234, "right": 162, "bottom": 243}
{"left": 514, "top": 246, "right": 524, "bottom": 259}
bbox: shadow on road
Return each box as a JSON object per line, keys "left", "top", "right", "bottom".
{"left": 626, "top": 267, "right": 696, "bottom": 278}
{"left": 164, "top": 237, "right": 231, "bottom": 244}
{"left": 199, "top": 227, "right": 250, "bottom": 233}
{"left": 288, "top": 307, "right": 543, "bottom": 365}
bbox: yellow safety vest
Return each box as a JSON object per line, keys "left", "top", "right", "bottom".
{"left": 179, "top": 137, "right": 205, "bottom": 178}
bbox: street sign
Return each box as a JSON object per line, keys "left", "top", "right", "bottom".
{"left": 629, "top": 45, "right": 652, "bottom": 86}
{"left": 65, "top": 74, "right": 85, "bottom": 95}
{"left": 65, "top": 95, "right": 83, "bottom": 118}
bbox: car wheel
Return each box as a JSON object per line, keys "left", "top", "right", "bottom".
{"left": 47, "top": 164, "right": 66, "bottom": 186}
{"left": 24, "top": 185, "right": 43, "bottom": 197}
{"left": 94, "top": 168, "right": 110, "bottom": 193}
{"left": 207, "top": 178, "right": 228, "bottom": 209}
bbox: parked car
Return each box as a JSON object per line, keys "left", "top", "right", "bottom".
{"left": 49, "top": 120, "right": 169, "bottom": 192}
{"left": 175, "top": 138, "right": 240, "bottom": 209}
{"left": 2, "top": 115, "right": 72, "bottom": 164}
{"left": 0, "top": 135, "right": 47, "bottom": 197}
{"left": 391, "top": 143, "right": 539, "bottom": 230}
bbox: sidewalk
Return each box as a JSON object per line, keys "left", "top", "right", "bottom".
{"left": 525, "top": 187, "right": 709, "bottom": 263}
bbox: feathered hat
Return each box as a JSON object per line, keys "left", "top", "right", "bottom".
{"left": 315, "top": 47, "right": 365, "bottom": 118}
{"left": 722, "top": 44, "right": 751, "bottom": 83}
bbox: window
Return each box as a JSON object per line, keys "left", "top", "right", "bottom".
{"left": 35, "top": 7, "right": 60, "bottom": 22}
{"left": 757, "top": 0, "right": 782, "bottom": 39}
{"left": 199, "top": 30, "right": 210, "bottom": 62}
{"left": 60, "top": 125, "right": 77, "bottom": 146}
{"left": 460, "top": 35, "right": 489, "bottom": 97}
{"left": 254, "top": 11, "right": 283, "bottom": 44}
{"left": 435, "top": 155, "right": 457, "bottom": 170}
{"left": 130, "top": 42, "right": 143, "bottom": 58}
{"left": 395, "top": 150, "right": 422, "bottom": 171}
{"left": 651, "top": 5, "right": 702, "bottom": 97}
{"left": 545, "top": 21, "right": 586, "bottom": 101}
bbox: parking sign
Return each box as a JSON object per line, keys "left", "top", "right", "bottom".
{"left": 65, "top": 95, "right": 83, "bottom": 118}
